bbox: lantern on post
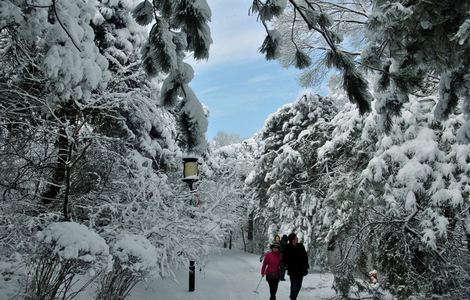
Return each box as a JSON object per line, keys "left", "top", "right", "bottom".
{"left": 182, "top": 156, "right": 199, "bottom": 292}
{"left": 182, "top": 156, "right": 199, "bottom": 191}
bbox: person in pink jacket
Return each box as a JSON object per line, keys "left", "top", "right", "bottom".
{"left": 261, "top": 242, "right": 282, "bottom": 300}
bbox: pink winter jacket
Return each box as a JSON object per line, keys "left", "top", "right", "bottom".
{"left": 261, "top": 251, "right": 282, "bottom": 276}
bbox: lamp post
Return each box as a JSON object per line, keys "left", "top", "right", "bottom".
{"left": 183, "top": 156, "right": 199, "bottom": 191}
{"left": 182, "top": 156, "right": 199, "bottom": 292}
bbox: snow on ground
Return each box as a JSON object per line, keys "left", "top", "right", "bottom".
{"left": 2, "top": 248, "right": 336, "bottom": 299}
{"left": 130, "top": 248, "right": 336, "bottom": 300}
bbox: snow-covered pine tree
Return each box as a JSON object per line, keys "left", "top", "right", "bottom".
{"left": 253, "top": 1, "right": 470, "bottom": 139}
{"left": 0, "top": 0, "right": 110, "bottom": 210}
{"left": 314, "top": 94, "right": 383, "bottom": 297}
{"left": 247, "top": 92, "right": 338, "bottom": 254}
{"left": 87, "top": 0, "right": 193, "bottom": 282}
{"left": 250, "top": 0, "right": 372, "bottom": 114}
{"left": 364, "top": 0, "right": 470, "bottom": 140}
{"left": 0, "top": 1, "right": 115, "bottom": 297}
{"left": 251, "top": 80, "right": 469, "bottom": 298}
{"left": 357, "top": 96, "right": 470, "bottom": 298}
{"left": 132, "top": 0, "right": 212, "bottom": 154}
{"left": 316, "top": 91, "right": 470, "bottom": 298}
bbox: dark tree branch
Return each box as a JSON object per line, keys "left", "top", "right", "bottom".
{"left": 289, "top": 0, "right": 336, "bottom": 50}
{"left": 52, "top": 0, "right": 82, "bottom": 52}
{"left": 315, "top": 0, "right": 369, "bottom": 18}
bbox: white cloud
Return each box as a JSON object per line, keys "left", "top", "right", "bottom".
{"left": 246, "top": 74, "right": 274, "bottom": 84}
{"left": 197, "top": 85, "right": 225, "bottom": 96}
{"left": 188, "top": 0, "right": 267, "bottom": 72}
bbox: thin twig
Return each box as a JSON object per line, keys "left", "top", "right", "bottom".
{"left": 315, "top": 0, "right": 369, "bottom": 18}
{"left": 289, "top": 0, "right": 336, "bottom": 51}
{"left": 52, "top": 0, "right": 82, "bottom": 52}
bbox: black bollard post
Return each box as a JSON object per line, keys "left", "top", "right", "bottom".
{"left": 189, "top": 260, "right": 195, "bottom": 292}
{"left": 229, "top": 230, "right": 232, "bottom": 249}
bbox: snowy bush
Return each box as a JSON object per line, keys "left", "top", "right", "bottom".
{"left": 97, "top": 234, "right": 157, "bottom": 300}
{"left": 37, "top": 222, "right": 109, "bottom": 262}
{"left": 26, "top": 222, "right": 108, "bottom": 300}
{"left": 111, "top": 234, "right": 158, "bottom": 274}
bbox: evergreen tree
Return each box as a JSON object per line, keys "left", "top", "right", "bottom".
{"left": 251, "top": 86, "right": 470, "bottom": 297}
{"left": 251, "top": 0, "right": 372, "bottom": 114}
{"left": 132, "top": 0, "right": 213, "bottom": 153}
{"left": 247, "top": 93, "right": 338, "bottom": 254}
{"left": 252, "top": 1, "right": 470, "bottom": 137}
{"left": 364, "top": 0, "right": 470, "bottom": 141}
{"left": 357, "top": 97, "right": 470, "bottom": 298}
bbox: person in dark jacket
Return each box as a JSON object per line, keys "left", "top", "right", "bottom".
{"left": 279, "top": 234, "right": 289, "bottom": 280}
{"left": 283, "top": 233, "right": 309, "bottom": 300}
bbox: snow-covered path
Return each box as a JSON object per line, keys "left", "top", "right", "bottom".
{"left": 130, "top": 248, "right": 336, "bottom": 300}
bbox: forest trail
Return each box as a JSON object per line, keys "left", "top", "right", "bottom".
{"left": 129, "top": 248, "right": 336, "bottom": 300}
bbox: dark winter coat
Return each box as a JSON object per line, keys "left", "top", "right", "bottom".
{"left": 280, "top": 235, "right": 288, "bottom": 254}
{"left": 283, "top": 243, "right": 309, "bottom": 277}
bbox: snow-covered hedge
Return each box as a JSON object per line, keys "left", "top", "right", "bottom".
{"left": 37, "top": 222, "right": 109, "bottom": 262}
{"left": 111, "top": 234, "right": 157, "bottom": 274}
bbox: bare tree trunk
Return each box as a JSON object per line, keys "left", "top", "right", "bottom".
{"left": 229, "top": 230, "right": 232, "bottom": 250}
{"left": 327, "top": 236, "right": 336, "bottom": 273}
{"left": 248, "top": 212, "right": 254, "bottom": 240}
{"left": 41, "top": 126, "right": 68, "bottom": 205}
{"left": 247, "top": 212, "right": 254, "bottom": 253}
{"left": 462, "top": 219, "right": 470, "bottom": 253}
{"left": 241, "top": 227, "right": 246, "bottom": 252}
{"left": 63, "top": 143, "right": 73, "bottom": 221}
{"left": 467, "top": 233, "right": 470, "bottom": 252}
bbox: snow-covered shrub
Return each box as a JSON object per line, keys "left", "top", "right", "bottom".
{"left": 26, "top": 222, "right": 108, "bottom": 300}
{"left": 96, "top": 234, "right": 157, "bottom": 300}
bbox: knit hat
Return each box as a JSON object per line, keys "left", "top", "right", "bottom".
{"left": 288, "top": 233, "right": 297, "bottom": 242}
{"left": 270, "top": 242, "right": 281, "bottom": 249}
{"left": 368, "top": 270, "right": 378, "bottom": 278}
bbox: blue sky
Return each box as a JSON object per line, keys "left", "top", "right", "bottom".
{"left": 188, "top": 0, "right": 327, "bottom": 140}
